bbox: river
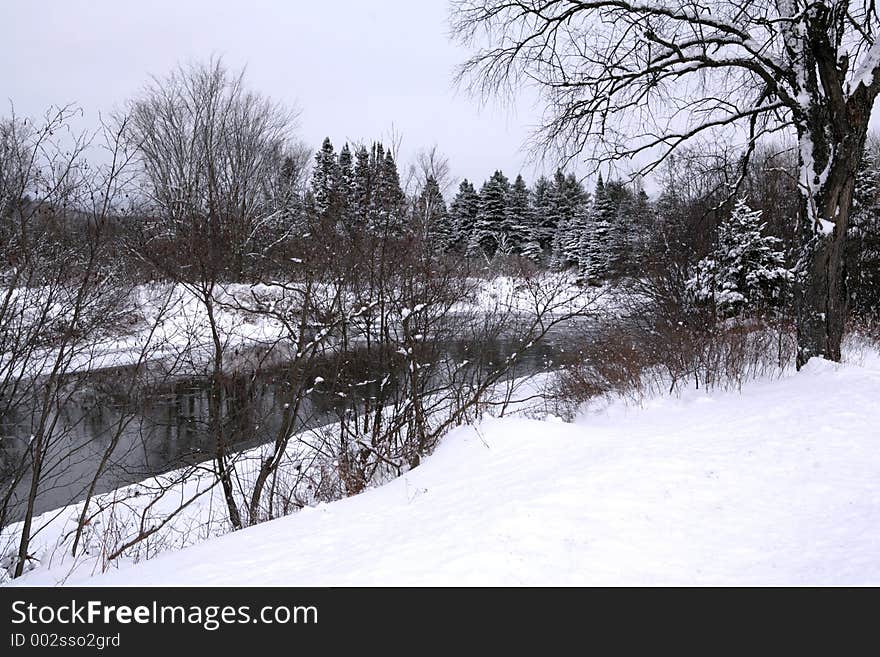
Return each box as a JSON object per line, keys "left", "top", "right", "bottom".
{"left": 0, "top": 323, "right": 588, "bottom": 521}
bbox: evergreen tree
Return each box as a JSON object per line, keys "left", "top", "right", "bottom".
{"left": 530, "top": 175, "right": 557, "bottom": 257}
{"left": 336, "top": 143, "right": 354, "bottom": 233}
{"left": 628, "top": 187, "right": 654, "bottom": 268}
{"left": 468, "top": 170, "right": 509, "bottom": 259}
{"left": 275, "top": 155, "right": 307, "bottom": 237}
{"left": 686, "top": 198, "right": 792, "bottom": 317}
{"left": 310, "top": 137, "right": 339, "bottom": 220}
{"left": 561, "top": 179, "right": 590, "bottom": 262}
{"left": 448, "top": 179, "right": 479, "bottom": 253}
{"left": 352, "top": 145, "right": 372, "bottom": 231}
{"left": 604, "top": 179, "right": 636, "bottom": 279}
{"left": 549, "top": 170, "right": 587, "bottom": 268}
{"left": 371, "top": 147, "right": 405, "bottom": 235}
{"left": 579, "top": 174, "right": 614, "bottom": 283}
{"left": 416, "top": 175, "right": 450, "bottom": 248}
{"left": 847, "top": 142, "right": 880, "bottom": 318}
{"left": 506, "top": 174, "right": 533, "bottom": 256}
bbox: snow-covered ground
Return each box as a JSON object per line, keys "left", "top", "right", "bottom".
{"left": 10, "top": 350, "right": 879, "bottom": 586}
{"left": 2, "top": 273, "right": 598, "bottom": 378}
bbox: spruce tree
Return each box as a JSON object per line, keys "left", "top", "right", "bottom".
{"left": 448, "top": 179, "right": 479, "bottom": 253}
{"left": 336, "top": 143, "right": 354, "bottom": 233}
{"left": 549, "top": 170, "right": 587, "bottom": 268}
{"left": 352, "top": 145, "right": 372, "bottom": 231}
{"left": 277, "top": 155, "right": 307, "bottom": 235}
{"left": 686, "top": 198, "right": 792, "bottom": 317}
{"left": 847, "top": 142, "right": 880, "bottom": 318}
{"left": 506, "top": 174, "right": 532, "bottom": 256}
{"left": 468, "top": 170, "right": 509, "bottom": 259}
{"left": 310, "top": 137, "right": 339, "bottom": 220}
{"left": 371, "top": 147, "right": 406, "bottom": 236}
{"left": 530, "top": 175, "right": 556, "bottom": 257}
{"left": 579, "top": 174, "right": 614, "bottom": 283}
{"left": 604, "top": 180, "right": 635, "bottom": 279}
{"left": 549, "top": 171, "right": 571, "bottom": 268}
{"left": 416, "top": 175, "right": 451, "bottom": 248}
{"left": 627, "top": 187, "right": 654, "bottom": 270}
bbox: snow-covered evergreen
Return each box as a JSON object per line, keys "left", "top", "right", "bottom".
{"left": 529, "top": 175, "right": 557, "bottom": 259}
{"left": 549, "top": 170, "right": 587, "bottom": 268}
{"left": 447, "top": 179, "right": 479, "bottom": 253}
{"left": 687, "top": 198, "right": 792, "bottom": 317}
{"left": 578, "top": 175, "right": 613, "bottom": 283}
{"left": 848, "top": 142, "right": 880, "bottom": 317}
{"left": 352, "top": 145, "right": 373, "bottom": 230}
{"left": 416, "top": 175, "right": 450, "bottom": 248}
{"left": 467, "top": 170, "right": 509, "bottom": 259}
{"left": 336, "top": 143, "right": 354, "bottom": 234}
{"left": 505, "top": 174, "right": 533, "bottom": 256}
{"left": 310, "top": 137, "right": 339, "bottom": 220}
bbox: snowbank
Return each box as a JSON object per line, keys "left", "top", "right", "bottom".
{"left": 2, "top": 274, "right": 598, "bottom": 378}
{"left": 12, "top": 353, "right": 880, "bottom": 586}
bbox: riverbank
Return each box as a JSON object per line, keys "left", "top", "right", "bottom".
{"left": 1, "top": 371, "right": 554, "bottom": 584}
{"left": 2, "top": 273, "right": 601, "bottom": 380}
{"left": 6, "top": 346, "right": 880, "bottom": 586}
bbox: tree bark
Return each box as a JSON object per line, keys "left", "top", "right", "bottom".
{"left": 796, "top": 203, "right": 850, "bottom": 368}
{"left": 795, "top": 100, "right": 872, "bottom": 369}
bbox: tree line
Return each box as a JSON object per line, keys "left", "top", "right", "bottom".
{"left": 301, "top": 135, "right": 880, "bottom": 323}
{"left": 0, "top": 60, "right": 600, "bottom": 580}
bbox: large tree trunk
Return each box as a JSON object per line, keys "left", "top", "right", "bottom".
{"left": 796, "top": 197, "right": 850, "bottom": 368}
{"left": 793, "top": 8, "right": 879, "bottom": 368}
{"left": 795, "top": 126, "right": 867, "bottom": 369}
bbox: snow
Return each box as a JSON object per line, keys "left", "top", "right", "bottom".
{"left": 818, "top": 218, "right": 836, "bottom": 236}
{"left": 851, "top": 40, "right": 880, "bottom": 93}
{"left": 11, "top": 350, "right": 880, "bottom": 586}
{"left": 456, "top": 273, "right": 604, "bottom": 316}
{"left": 0, "top": 274, "right": 599, "bottom": 381}
{"left": 0, "top": 282, "right": 297, "bottom": 378}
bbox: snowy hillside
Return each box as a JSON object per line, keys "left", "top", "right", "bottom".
{"left": 14, "top": 353, "right": 879, "bottom": 587}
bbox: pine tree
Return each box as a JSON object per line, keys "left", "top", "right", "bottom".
{"left": 416, "top": 175, "right": 450, "bottom": 248}
{"left": 686, "top": 198, "right": 792, "bottom": 317}
{"left": 468, "top": 170, "right": 509, "bottom": 259}
{"left": 506, "top": 174, "right": 533, "bottom": 256}
{"left": 530, "top": 175, "right": 556, "bottom": 257}
{"left": 310, "top": 137, "right": 339, "bottom": 220}
{"left": 579, "top": 174, "right": 614, "bottom": 283}
{"left": 847, "top": 142, "right": 880, "bottom": 318}
{"left": 336, "top": 143, "right": 354, "bottom": 233}
{"left": 447, "top": 179, "right": 479, "bottom": 253}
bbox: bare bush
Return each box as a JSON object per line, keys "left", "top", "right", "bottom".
{"left": 551, "top": 276, "right": 797, "bottom": 419}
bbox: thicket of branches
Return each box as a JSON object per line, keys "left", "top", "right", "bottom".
{"left": 0, "top": 61, "right": 600, "bottom": 580}
{"left": 3, "top": 28, "right": 880, "bottom": 579}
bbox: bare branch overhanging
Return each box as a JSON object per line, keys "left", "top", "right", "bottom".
{"left": 452, "top": 1, "right": 880, "bottom": 183}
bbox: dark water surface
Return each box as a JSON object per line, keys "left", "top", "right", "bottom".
{"left": 0, "top": 324, "right": 587, "bottom": 520}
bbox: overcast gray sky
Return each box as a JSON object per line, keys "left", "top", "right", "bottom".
{"left": 2, "top": 0, "right": 548, "bottom": 190}
{"left": 4, "top": 1, "right": 880, "bottom": 195}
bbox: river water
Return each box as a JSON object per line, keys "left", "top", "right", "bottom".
{"left": 0, "top": 325, "right": 587, "bottom": 520}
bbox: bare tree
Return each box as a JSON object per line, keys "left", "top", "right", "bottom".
{"left": 451, "top": 0, "right": 880, "bottom": 366}
{"left": 125, "top": 58, "right": 301, "bottom": 530}
{"left": 0, "top": 107, "right": 148, "bottom": 577}
{"left": 416, "top": 145, "right": 454, "bottom": 194}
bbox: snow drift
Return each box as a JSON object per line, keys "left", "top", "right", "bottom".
{"left": 11, "top": 352, "right": 880, "bottom": 586}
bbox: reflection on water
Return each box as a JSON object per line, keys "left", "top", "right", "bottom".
{"left": 0, "top": 327, "right": 582, "bottom": 520}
